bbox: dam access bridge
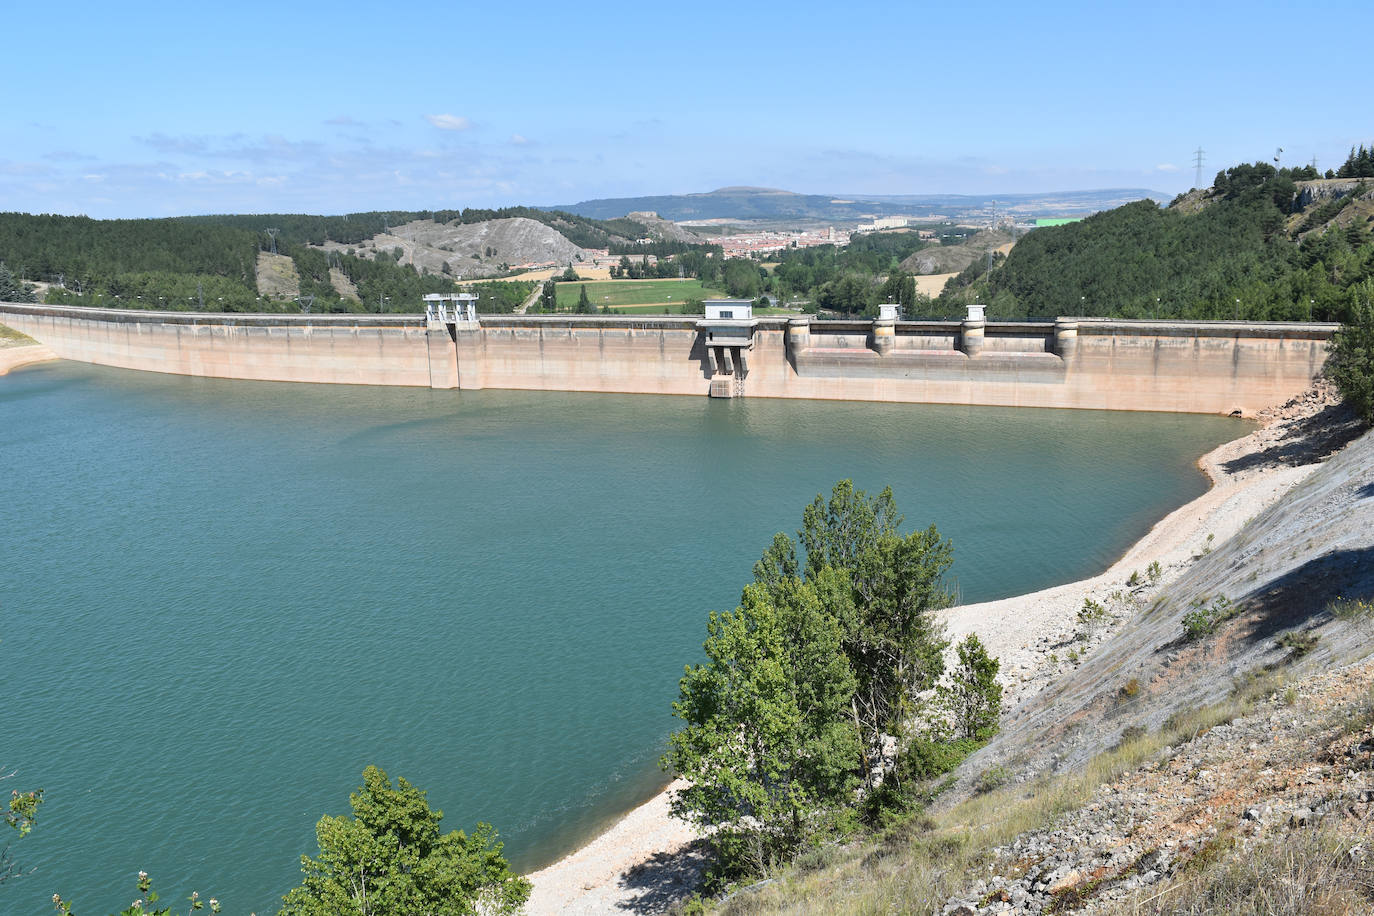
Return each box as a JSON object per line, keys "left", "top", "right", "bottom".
{"left": 0, "top": 300, "right": 1338, "bottom": 416}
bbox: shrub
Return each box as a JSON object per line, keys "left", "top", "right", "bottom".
{"left": 1078, "top": 598, "right": 1109, "bottom": 639}
{"left": 1182, "top": 595, "right": 1240, "bottom": 641}
{"left": 973, "top": 765, "right": 1010, "bottom": 795}
{"left": 901, "top": 736, "right": 985, "bottom": 781}
{"left": 1127, "top": 570, "right": 1142, "bottom": 587}
{"left": 1276, "top": 631, "right": 1320, "bottom": 658}
{"left": 942, "top": 634, "right": 1002, "bottom": 741}
{"left": 1147, "top": 560, "right": 1162, "bottom": 583}
{"left": 1117, "top": 724, "right": 1148, "bottom": 746}
{"left": 1328, "top": 594, "right": 1374, "bottom": 624}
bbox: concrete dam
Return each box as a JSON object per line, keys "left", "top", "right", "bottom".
{"left": 0, "top": 302, "right": 1337, "bottom": 415}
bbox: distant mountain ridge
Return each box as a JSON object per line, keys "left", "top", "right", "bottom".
{"left": 550, "top": 186, "right": 1171, "bottom": 222}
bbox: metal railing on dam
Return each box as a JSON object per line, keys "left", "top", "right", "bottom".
{"left": 0, "top": 301, "right": 1339, "bottom": 416}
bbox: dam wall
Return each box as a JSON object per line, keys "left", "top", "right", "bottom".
{"left": 0, "top": 305, "right": 437, "bottom": 387}
{"left": 0, "top": 302, "right": 1337, "bottom": 415}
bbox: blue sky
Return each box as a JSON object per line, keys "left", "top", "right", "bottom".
{"left": 4, "top": 0, "right": 1369, "bottom": 218}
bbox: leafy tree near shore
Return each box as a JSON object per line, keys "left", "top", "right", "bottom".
{"left": 665, "top": 579, "right": 861, "bottom": 875}
{"left": 791, "top": 481, "right": 954, "bottom": 775}
{"left": 667, "top": 482, "right": 973, "bottom": 880}
{"left": 280, "top": 766, "right": 529, "bottom": 916}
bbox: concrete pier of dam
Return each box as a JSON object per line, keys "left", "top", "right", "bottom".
{"left": 0, "top": 301, "right": 1337, "bottom": 415}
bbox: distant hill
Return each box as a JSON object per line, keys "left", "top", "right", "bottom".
{"left": 551, "top": 186, "right": 1170, "bottom": 223}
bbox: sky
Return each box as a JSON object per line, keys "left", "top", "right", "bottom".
{"left": 4, "top": 0, "right": 1370, "bottom": 219}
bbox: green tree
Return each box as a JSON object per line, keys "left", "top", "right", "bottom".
{"left": 665, "top": 579, "right": 860, "bottom": 875}
{"left": 576, "top": 284, "right": 593, "bottom": 313}
{"left": 777, "top": 481, "right": 954, "bottom": 783}
{"left": 798, "top": 480, "right": 900, "bottom": 578}
{"left": 280, "top": 766, "right": 529, "bottom": 916}
{"left": 539, "top": 280, "right": 556, "bottom": 312}
{"left": 0, "top": 261, "right": 36, "bottom": 303}
{"left": 816, "top": 273, "right": 875, "bottom": 315}
{"left": 1327, "top": 279, "right": 1374, "bottom": 425}
{"left": 721, "top": 259, "right": 762, "bottom": 299}
{"left": 942, "top": 634, "right": 1002, "bottom": 740}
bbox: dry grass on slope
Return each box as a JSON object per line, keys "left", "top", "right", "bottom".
{"left": 0, "top": 322, "right": 37, "bottom": 346}
{"left": 715, "top": 683, "right": 1273, "bottom": 916}
{"left": 716, "top": 660, "right": 1374, "bottom": 916}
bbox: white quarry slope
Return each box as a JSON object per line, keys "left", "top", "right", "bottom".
{"left": 325, "top": 217, "right": 594, "bottom": 279}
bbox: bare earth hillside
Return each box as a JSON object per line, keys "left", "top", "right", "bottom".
{"left": 625, "top": 212, "right": 707, "bottom": 244}
{"left": 255, "top": 251, "right": 300, "bottom": 300}
{"left": 324, "top": 217, "right": 594, "bottom": 279}
{"left": 902, "top": 229, "right": 1016, "bottom": 275}
{"left": 329, "top": 267, "right": 360, "bottom": 302}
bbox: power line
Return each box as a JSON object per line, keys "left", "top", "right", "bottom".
{"left": 1193, "top": 147, "right": 1206, "bottom": 190}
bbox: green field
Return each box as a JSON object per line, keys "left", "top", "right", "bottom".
{"left": 554, "top": 278, "right": 725, "bottom": 311}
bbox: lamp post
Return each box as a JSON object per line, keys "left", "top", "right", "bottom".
{"left": 1235, "top": 298, "right": 1240, "bottom": 321}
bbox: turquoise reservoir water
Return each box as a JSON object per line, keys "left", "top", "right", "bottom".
{"left": 2, "top": 362, "right": 1244, "bottom": 914}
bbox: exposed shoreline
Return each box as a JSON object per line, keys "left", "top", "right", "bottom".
{"left": 0, "top": 341, "right": 57, "bottom": 376}
{"left": 524, "top": 386, "right": 1352, "bottom": 915}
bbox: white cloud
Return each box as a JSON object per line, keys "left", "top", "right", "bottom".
{"left": 1155, "top": 163, "right": 1180, "bottom": 172}
{"left": 511, "top": 134, "right": 529, "bottom": 145}
{"left": 425, "top": 114, "right": 472, "bottom": 131}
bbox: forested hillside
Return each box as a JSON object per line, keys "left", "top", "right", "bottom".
{"left": 939, "top": 155, "right": 1374, "bottom": 322}
{"left": 0, "top": 211, "right": 547, "bottom": 313}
